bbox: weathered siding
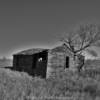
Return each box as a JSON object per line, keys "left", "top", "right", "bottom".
{"left": 13, "top": 55, "right": 33, "bottom": 75}
{"left": 47, "top": 51, "right": 66, "bottom": 78}
{"left": 69, "top": 57, "right": 76, "bottom": 71}
{"left": 13, "top": 50, "right": 48, "bottom": 78}
{"left": 46, "top": 49, "right": 75, "bottom": 78}
{"left": 13, "top": 46, "right": 78, "bottom": 79}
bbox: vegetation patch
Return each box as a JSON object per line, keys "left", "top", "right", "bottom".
{"left": 0, "top": 63, "right": 100, "bottom": 100}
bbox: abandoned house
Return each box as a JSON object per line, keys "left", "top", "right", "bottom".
{"left": 13, "top": 45, "right": 82, "bottom": 78}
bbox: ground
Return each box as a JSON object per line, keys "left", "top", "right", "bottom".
{"left": 0, "top": 60, "right": 100, "bottom": 100}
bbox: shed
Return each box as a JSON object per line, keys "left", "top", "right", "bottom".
{"left": 13, "top": 45, "right": 75, "bottom": 78}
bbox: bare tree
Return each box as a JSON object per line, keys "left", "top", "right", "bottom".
{"left": 61, "top": 23, "right": 100, "bottom": 72}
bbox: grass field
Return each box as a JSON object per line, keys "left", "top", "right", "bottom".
{"left": 0, "top": 60, "right": 100, "bottom": 100}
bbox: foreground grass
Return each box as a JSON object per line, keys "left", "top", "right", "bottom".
{"left": 0, "top": 66, "right": 100, "bottom": 100}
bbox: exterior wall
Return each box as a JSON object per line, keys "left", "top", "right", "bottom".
{"left": 46, "top": 52, "right": 64, "bottom": 78}
{"left": 69, "top": 57, "right": 76, "bottom": 71}
{"left": 13, "top": 55, "right": 33, "bottom": 75}
{"left": 13, "top": 49, "right": 77, "bottom": 79}
{"left": 33, "top": 50, "right": 48, "bottom": 78}
{"left": 13, "top": 55, "right": 17, "bottom": 68}
{"left": 46, "top": 50, "right": 74, "bottom": 78}
{"left": 13, "top": 50, "right": 48, "bottom": 77}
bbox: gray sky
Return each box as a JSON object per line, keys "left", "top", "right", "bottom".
{"left": 0, "top": 0, "right": 100, "bottom": 58}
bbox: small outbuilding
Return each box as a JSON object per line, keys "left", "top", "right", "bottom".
{"left": 13, "top": 45, "right": 76, "bottom": 78}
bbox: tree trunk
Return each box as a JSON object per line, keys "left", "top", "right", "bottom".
{"left": 75, "top": 54, "right": 84, "bottom": 72}
{"left": 70, "top": 54, "right": 85, "bottom": 72}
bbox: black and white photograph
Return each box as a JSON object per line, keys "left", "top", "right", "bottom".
{"left": 0, "top": 0, "right": 100, "bottom": 100}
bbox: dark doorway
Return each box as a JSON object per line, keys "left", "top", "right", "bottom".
{"left": 32, "top": 51, "right": 48, "bottom": 78}
{"left": 66, "top": 56, "right": 69, "bottom": 68}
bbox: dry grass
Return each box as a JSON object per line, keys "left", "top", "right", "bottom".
{"left": 0, "top": 60, "right": 100, "bottom": 100}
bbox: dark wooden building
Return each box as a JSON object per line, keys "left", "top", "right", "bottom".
{"left": 13, "top": 48, "right": 48, "bottom": 78}
{"left": 13, "top": 45, "right": 78, "bottom": 78}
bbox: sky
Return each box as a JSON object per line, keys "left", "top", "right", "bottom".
{"left": 0, "top": 0, "right": 100, "bottom": 58}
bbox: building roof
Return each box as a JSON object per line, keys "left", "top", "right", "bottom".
{"left": 13, "top": 44, "right": 73, "bottom": 56}
{"left": 51, "top": 45, "right": 66, "bottom": 52}
{"left": 14, "top": 48, "right": 49, "bottom": 55}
